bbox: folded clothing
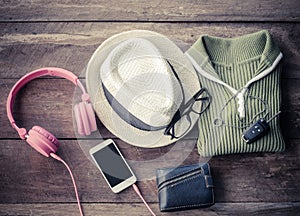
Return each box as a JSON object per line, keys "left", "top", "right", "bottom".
{"left": 185, "top": 30, "right": 285, "bottom": 157}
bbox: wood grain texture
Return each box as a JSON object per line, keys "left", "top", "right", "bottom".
{"left": 1, "top": 22, "right": 299, "bottom": 78}
{"left": 0, "top": 203, "right": 299, "bottom": 216}
{"left": 0, "top": 1, "right": 299, "bottom": 215}
{"left": 1, "top": 78, "right": 299, "bottom": 139}
{"left": 0, "top": 139, "right": 299, "bottom": 203}
{"left": 0, "top": 0, "right": 299, "bottom": 22}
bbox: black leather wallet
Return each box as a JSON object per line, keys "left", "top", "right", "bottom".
{"left": 156, "top": 163, "right": 214, "bottom": 212}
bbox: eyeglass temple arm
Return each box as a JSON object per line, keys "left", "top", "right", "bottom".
{"left": 164, "top": 109, "right": 181, "bottom": 138}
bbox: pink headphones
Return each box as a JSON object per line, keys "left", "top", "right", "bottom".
{"left": 6, "top": 67, "right": 97, "bottom": 157}
{"left": 6, "top": 67, "right": 98, "bottom": 215}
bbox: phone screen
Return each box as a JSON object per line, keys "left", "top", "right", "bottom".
{"left": 91, "top": 143, "right": 133, "bottom": 187}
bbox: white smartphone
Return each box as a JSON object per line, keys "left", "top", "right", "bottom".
{"left": 89, "top": 139, "right": 137, "bottom": 193}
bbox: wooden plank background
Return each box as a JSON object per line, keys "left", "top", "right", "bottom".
{"left": 0, "top": 0, "right": 299, "bottom": 215}
{"left": 0, "top": 0, "right": 299, "bottom": 22}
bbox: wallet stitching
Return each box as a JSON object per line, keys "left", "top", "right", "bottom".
{"left": 161, "top": 196, "right": 215, "bottom": 210}
{"left": 158, "top": 166, "right": 202, "bottom": 180}
{"left": 158, "top": 170, "right": 203, "bottom": 191}
{"left": 157, "top": 165, "right": 204, "bottom": 189}
{"left": 205, "top": 175, "right": 214, "bottom": 188}
{"left": 157, "top": 164, "right": 201, "bottom": 171}
{"left": 160, "top": 184, "right": 215, "bottom": 211}
{"left": 163, "top": 174, "right": 200, "bottom": 189}
{"left": 161, "top": 199, "right": 214, "bottom": 211}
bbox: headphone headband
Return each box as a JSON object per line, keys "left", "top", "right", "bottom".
{"left": 6, "top": 67, "right": 88, "bottom": 139}
{"left": 6, "top": 68, "right": 96, "bottom": 216}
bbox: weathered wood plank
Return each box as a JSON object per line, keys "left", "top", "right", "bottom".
{"left": 1, "top": 22, "right": 299, "bottom": 79}
{"left": 1, "top": 78, "right": 299, "bottom": 139}
{"left": 0, "top": 0, "right": 298, "bottom": 214}
{"left": 0, "top": 139, "right": 298, "bottom": 203}
{"left": 0, "top": 0, "right": 299, "bottom": 22}
{"left": 0, "top": 202, "right": 299, "bottom": 216}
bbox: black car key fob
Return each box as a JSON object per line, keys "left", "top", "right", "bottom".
{"left": 242, "top": 118, "right": 270, "bottom": 144}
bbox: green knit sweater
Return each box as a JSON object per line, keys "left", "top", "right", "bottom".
{"left": 186, "top": 30, "right": 285, "bottom": 157}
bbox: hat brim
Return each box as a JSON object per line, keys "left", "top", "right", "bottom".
{"left": 86, "top": 30, "right": 201, "bottom": 148}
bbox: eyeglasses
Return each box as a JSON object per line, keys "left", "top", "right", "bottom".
{"left": 164, "top": 87, "right": 211, "bottom": 139}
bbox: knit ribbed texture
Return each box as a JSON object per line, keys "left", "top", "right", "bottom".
{"left": 186, "top": 30, "right": 285, "bottom": 157}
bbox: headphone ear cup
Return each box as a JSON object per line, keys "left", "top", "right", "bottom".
{"left": 74, "top": 103, "right": 85, "bottom": 136}
{"left": 26, "top": 126, "right": 60, "bottom": 157}
{"left": 84, "top": 102, "right": 97, "bottom": 132}
{"left": 74, "top": 102, "right": 97, "bottom": 136}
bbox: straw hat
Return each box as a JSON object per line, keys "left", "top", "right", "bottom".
{"left": 86, "top": 30, "right": 201, "bottom": 148}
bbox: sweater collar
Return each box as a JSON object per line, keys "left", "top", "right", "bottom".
{"left": 185, "top": 30, "right": 283, "bottom": 118}
{"left": 185, "top": 30, "right": 282, "bottom": 93}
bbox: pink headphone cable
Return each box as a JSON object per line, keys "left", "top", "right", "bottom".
{"left": 49, "top": 153, "right": 156, "bottom": 216}
{"left": 132, "top": 184, "right": 156, "bottom": 216}
{"left": 50, "top": 153, "right": 84, "bottom": 216}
